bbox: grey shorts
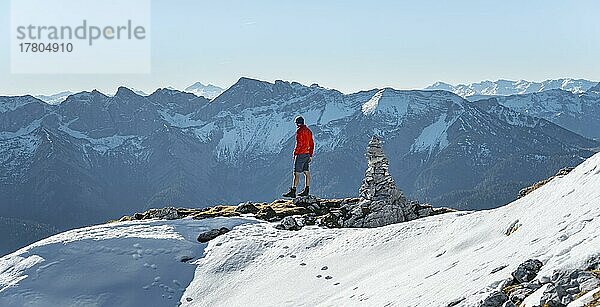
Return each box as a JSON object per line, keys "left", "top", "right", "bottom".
{"left": 294, "top": 154, "right": 311, "bottom": 173}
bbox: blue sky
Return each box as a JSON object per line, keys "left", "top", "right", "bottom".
{"left": 1, "top": 0, "right": 599, "bottom": 95}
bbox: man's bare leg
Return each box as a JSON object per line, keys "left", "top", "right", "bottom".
{"left": 293, "top": 172, "right": 300, "bottom": 188}
{"left": 304, "top": 171, "right": 311, "bottom": 188}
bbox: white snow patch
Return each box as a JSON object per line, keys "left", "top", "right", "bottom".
{"left": 521, "top": 283, "right": 549, "bottom": 307}
{"left": 58, "top": 122, "right": 137, "bottom": 154}
{"left": 158, "top": 110, "right": 205, "bottom": 128}
{"left": 0, "top": 217, "right": 259, "bottom": 306}
{"left": 361, "top": 89, "right": 384, "bottom": 115}
{"left": 411, "top": 114, "right": 456, "bottom": 154}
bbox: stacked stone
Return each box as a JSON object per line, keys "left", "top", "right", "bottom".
{"left": 359, "top": 136, "right": 404, "bottom": 201}
{"left": 341, "top": 135, "right": 432, "bottom": 228}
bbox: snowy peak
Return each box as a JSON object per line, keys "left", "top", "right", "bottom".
{"left": 427, "top": 81, "right": 454, "bottom": 91}
{"left": 184, "top": 82, "right": 224, "bottom": 99}
{"left": 34, "top": 91, "right": 73, "bottom": 105}
{"left": 361, "top": 88, "right": 465, "bottom": 117}
{"left": 426, "top": 78, "right": 598, "bottom": 97}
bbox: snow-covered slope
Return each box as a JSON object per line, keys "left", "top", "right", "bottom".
{"left": 0, "top": 217, "right": 257, "bottom": 306}
{"left": 182, "top": 152, "right": 600, "bottom": 306}
{"left": 2, "top": 152, "right": 599, "bottom": 306}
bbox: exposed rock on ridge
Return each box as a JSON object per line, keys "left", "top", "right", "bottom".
{"left": 115, "top": 136, "right": 446, "bottom": 228}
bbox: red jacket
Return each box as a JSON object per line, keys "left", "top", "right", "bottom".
{"left": 294, "top": 125, "right": 314, "bottom": 156}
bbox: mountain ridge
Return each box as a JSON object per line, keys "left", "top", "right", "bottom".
{"left": 1, "top": 78, "right": 599, "bottom": 255}
{"left": 426, "top": 78, "right": 598, "bottom": 99}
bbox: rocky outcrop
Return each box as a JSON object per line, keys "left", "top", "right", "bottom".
{"left": 492, "top": 257, "right": 600, "bottom": 307}
{"left": 197, "top": 227, "right": 230, "bottom": 243}
{"left": 115, "top": 136, "right": 447, "bottom": 229}
{"left": 235, "top": 202, "right": 259, "bottom": 214}
{"left": 480, "top": 291, "right": 508, "bottom": 307}
{"left": 275, "top": 216, "right": 302, "bottom": 231}
{"left": 518, "top": 167, "right": 574, "bottom": 198}
{"left": 512, "top": 259, "right": 543, "bottom": 283}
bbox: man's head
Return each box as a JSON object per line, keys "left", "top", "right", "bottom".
{"left": 295, "top": 116, "right": 304, "bottom": 126}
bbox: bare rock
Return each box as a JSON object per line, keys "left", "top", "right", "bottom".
{"left": 275, "top": 216, "right": 302, "bottom": 231}
{"left": 501, "top": 301, "right": 516, "bottom": 307}
{"left": 197, "top": 227, "right": 230, "bottom": 243}
{"left": 255, "top": 207, "right": 277, "bottom": 221}
{"left": 480, "top": 291, "right": 508, "bottom": 307}
{"left": 512, "top": 259, "right": 543, "bottom": 283}
{"left": 293, "top": 195, "right": 319, "bottom": 207}
{"left": 235, "top": 202, "right": 259, "bottom": 214}
{"left": 318, "top": 212, "right": 341, "bottom": 228}
{"left": 143, "top": 207, "right": 182, "bottom": 220}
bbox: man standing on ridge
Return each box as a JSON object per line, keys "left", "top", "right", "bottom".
{"left": 283, "top": 116, "right": 314, "bottom": 198}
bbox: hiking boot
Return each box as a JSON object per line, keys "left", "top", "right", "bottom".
{"left": 298, "top": 186, "right": 310, "bottom": 197}
{"left": 282, "top": 187, "right": 296, "bottom": 198}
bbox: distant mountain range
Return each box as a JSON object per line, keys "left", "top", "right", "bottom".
{"left": 31, "top": 82, "right": 225, "bottom": 105}
{"left": 426, "top": 78, "right": 598, "bottom": 101}
{"left": 1, "top": 77, "right": 599, "bottom": 255}
{"left": 475, "top": 88, "right": 600, "bottom": 140}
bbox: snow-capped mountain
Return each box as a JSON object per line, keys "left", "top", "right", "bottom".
{"left": 475, "top": 88, "right": 600, "bottom": 140}
{"left": 1, "top": 150, "right": 600, "bottom": 306}
{"left": 184, "top": 82, "right": 224, "bottom": 99}
{"left": 426, "top": 79, "right": 598, "bottom": 100}
{"left": 1, "top": 78, "right": 598, "bottom": 255}
{"left": 33, "top": 91, "right": 73, "bottom": 105}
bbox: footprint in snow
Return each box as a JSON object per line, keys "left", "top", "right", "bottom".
{"left": 325, "top": 276, "right": 333, "bottom": 280}
{"left": 316, "top": 275, "right": 322, "bottom": 278}
{"left": 321, "top": 266, "right": 328, "bottom": 270}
